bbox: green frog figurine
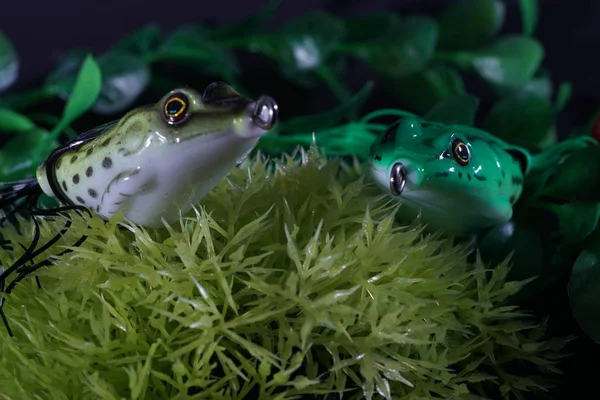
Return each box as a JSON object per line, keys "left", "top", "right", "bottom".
{"left": 368, "top": 117, "right": 597, "bottom": 235}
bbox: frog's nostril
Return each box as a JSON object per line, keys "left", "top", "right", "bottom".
{"left": 252, "top": 96, "right": 278, "bottom": 130}
{"left": 390, "top": 162, "right": 407, "bottom": 195}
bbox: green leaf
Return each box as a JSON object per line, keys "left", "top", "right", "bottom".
{"left": 113, "top": 25, "right": 162, "bottom": 57}
{"left": 554, "top": 82, "right": 572, "bottom": 114}
{"left": 541, "top": 147, "right": 600, "bottom": 202}
{"left": 59, "top": 54, "right": 102, "bottom": 127}
{"left": 208, "top": 0, "right": 279, "bottom": 40}
{"left": 92, "top": 51, "right": 150, "bottom": 115}
{"left": 43, "top": 54, "right": 102, "bottom": 159}
{"left": 424, "top": 94, "right": 479, "bottom": 125}
{"left": 45, "top": 49, "right": 89, "bottom": 95}
{"left": 0, "top": 108, "right": 36, "bottom": 133}
{"left": 256, "top": 12, "right": 345, "bottom": 72}
{"left": 518, "top": 167, "right": 553, "bottom": 206}
{"left": 349, "top": 16, "right": 438, "bottom": 78}
{"left": 518, "top": 0, "right": 539, "bottom": 36}
{"left": 0, "top": 128, "right": 58, "bottom": 180}
{"left": 458, "top": 36, "right": 544, "bottom": 91}
{"left": 569, "top": 239, "right": 600, "bottom": 343}
{"left": 478, "top": 219, "right": 544, "bottom": 283}
{"left": 437, "top": 0, "right": 506, "bottom": 50}
{"left": 279, "top": 81, "right": 374, "bottom": 133}
{"left": 342, "top": 12, "right": 401, "bottom": 43}
{"left": 154, "top": 25, "right": 240, "bottom": 79}
{"left": 387, "top": 65, "right": 466, "bottom": 114}
{"left": 482, "top": 91, "right": 552, "bottom": 148}
{"left": 45, "top": 50, "right": 149, "bottom": 115}
{"left": 0, "top": 31, "right": 18, "bottom": 91}
{"left": 521, "top": 72, "right": 552, "bottom": 99}
{"left": 556, "top": 202, "right": 600, "bottom": 244}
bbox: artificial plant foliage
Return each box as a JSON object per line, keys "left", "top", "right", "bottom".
{"left": 569, "top": 226, "right": 600, "bottom": 343}
{"left": 0, "top": 149, "right": 566, "bottom": 399}
{"left": 0, "top": 54, "right": 101, "bottom": 181}
{"left": 1, "top": 0, "right": 600, "bottom": 365}
{"left": 0, "top": 0, "right": 553, "bottom": 147}
{"left": 436, "top": 0, "right": 505, "bottom": 50}
{"left": 0, "top": 31, "right": 18, "bottom": 92}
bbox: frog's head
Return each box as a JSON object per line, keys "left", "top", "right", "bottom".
{"left": 150, "top": 82, "right": 278, "bottom": 144}
{"left": 368, "top": 117, "right": 528, "bottom": 235}
{"left": 114, "top": 82, "right": 278, "bottom": 225}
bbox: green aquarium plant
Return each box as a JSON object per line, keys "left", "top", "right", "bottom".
{"left": 0, "top": 0, "right": 598, "bottom": 396}
{"left": 0, "top": 148, "right": 566, "bottom": 399}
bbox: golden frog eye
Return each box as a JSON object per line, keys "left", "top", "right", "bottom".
{"left": 451, "top": 138, "right": 470, "bottom": 166}
{"left": 163, "top": 93, "right": 190, "bottom": 125}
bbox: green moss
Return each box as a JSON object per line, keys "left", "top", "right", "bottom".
{"left": 0, "top": 148, "right": 565, "bottom": 399}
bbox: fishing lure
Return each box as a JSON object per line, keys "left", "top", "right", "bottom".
{"left": 0, "top": 81, "right": 278, "bottom": 335}
{"left": 368, "top": 116, "right": 597, "bottom": 235}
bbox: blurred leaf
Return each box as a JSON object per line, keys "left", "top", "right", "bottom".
{"left": 92, "top": 51, "right": 151, "bottom": 114}
{"left": 387, "top": 65, "right": 465, "bottom": 114}
{"left": 424, "top": 94, "right": 479, "bottom": 125}
{"left": 542, "top": 147, "right": 600, "bottom": 202}
{"left": 482, "top": 91, "right": 552, "bottom": 148}
{"left": 0, "top": 128, "right": 58, "bottom": 180}
{"left": 41, "top": 54, "right": 102, "bottom": 161}
{"left": 27, "top": 113, "right": 77, "bottom": 138}
{"left": 521, "top": 73, "right": 552, "bottom": 99}
{"left": 518, "top": 0, "right": 539, "bottom": 36}
{"left": 113, "top": 25, "right": 162, "bottom": 57}
{"left": 209, "top": 0, "right": 279, "bottom": 40}
{"left": 59, "top": 54, "right": 103, "bottom": 128}
{"left": 569, "top": 238, "right": 600, "bottom": 343}
{"left": 554, "top": 82, "right": 572, "bottom": 114}
{"left": 556, "top": 202, "right": 600, "bottom": 244}
{"left": 342, "top": 12, "right": 401, "bottom": 43}
{"left": 279, "top": 81, "right": 374, "bottom": 133}
{"left": 437, "top": 0, "right": 505, "bottom": 50}
{"left": 0, "top": 108, "right": 36, "bottom": 133}
{"left": 537, "top": 125, "right": 558, "bottom": 149}
{"left": 518, "top": 167, "right": 553, "bottom": 206}
{"left": 452, "top": 36, "right": 544, "bottom": 91}
{"left": 256, "top": 12, "right": 345, "bottom": 72}
{"left": 348, "top": 16, "right": 438, "bottom": 78}
{"left": 46, "top": 50, "right": 150, "bottom": 115}
{"left": 478, "top": 218, "right": 544, "bottom": 282}
{"left": 45, "top": 49, "right": 89, "bottom": 94}
{"left": 0, "top": 31, "right": 18, "bottom": 91}
{"left": 154, "top": 25, "right": 240, "bottom": 79}
{"left": 59, "top": 55, "right": 102, "bottom": 125}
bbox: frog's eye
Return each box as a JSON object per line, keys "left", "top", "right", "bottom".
{"left": 163, "top": 93, "right": 190, "bottom": 125}
{"left": 381, "top": 122, "right": 400, "bottom": 144}
{"left": 451, "top": 138, "right": 470, "bottom": 166}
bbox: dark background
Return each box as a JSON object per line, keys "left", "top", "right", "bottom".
{"left": 1, "top": 0, "right": 599, "bottom": 131}
{"left": 2, "top": 1, "right": 599, "bottom": 398}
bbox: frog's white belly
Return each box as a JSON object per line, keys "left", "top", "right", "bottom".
{"left": 93, "top": 132, "right": 260, "bottom": 227}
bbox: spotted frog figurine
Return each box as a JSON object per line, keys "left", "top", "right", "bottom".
{"left": 30, "top": 81, "right": 278, "bottom": 227}
{"left": 368, "top": 117, "right": 596, "bottom": 235}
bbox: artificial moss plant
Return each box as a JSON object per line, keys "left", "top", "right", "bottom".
{"left": 0, "top": 148, "right": 564, "bottom": 399}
